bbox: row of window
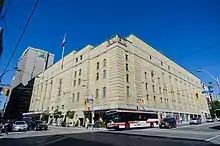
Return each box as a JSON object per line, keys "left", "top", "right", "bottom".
{"left": 96, "top": 70, "right": 106, "bottom": 80}
{"left": 95, "top": 87, "right": 106, "bottom": 98}
{"left": 75, "top": 55, "right": 83, "bottom": 63}
{"left": 96, "top": 59, "right": 106, "bottom": 70}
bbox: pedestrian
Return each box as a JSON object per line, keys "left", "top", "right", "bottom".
{"left": 4, "top": 121, "right": 9, "bottom": 135}
{"left": 94, "top": 120, "right": 99, "bottom": 130}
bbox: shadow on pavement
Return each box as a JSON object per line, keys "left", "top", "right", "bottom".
{"left": 210, "top": 125, "right": 220, "bottom": 130}
{"left": 0, "top": 132, "right": 220, "bottom": 146}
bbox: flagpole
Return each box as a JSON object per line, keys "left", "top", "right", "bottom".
{"left": 61, "top": 33, "right": 66, "bottom": 69}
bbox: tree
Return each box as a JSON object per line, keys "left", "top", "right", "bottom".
{"left": 42, "top": 112, "right": 50, "bottom": 122}
{"left": 66, "top": 110, "right": 75, "bottom": 119}
{"left": 210, "top": 100, "right": 220, "bottom": 118}
{"left": 53, "top": 109, "right": 62, "bottom": 120}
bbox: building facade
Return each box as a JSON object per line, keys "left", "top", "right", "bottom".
{"left": 29, "top": 35, "right": 210, "bottom": 125}
{"left": 4, "top": 47, "right": 54, "bottom": 120}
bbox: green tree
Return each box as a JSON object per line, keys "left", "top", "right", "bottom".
{"left": 42, "top": 112, "right": 50, "bottom": 122}
{"left": 53, "top": 109, "right": 62, "bottom": 120}
{"left": 210, "top": 100, "right": 220, "bottom": 118}
{"left": 66, "top": 110, "right": 75, "bottom": 119}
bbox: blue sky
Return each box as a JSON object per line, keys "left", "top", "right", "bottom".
{"left": 0, "top": 0, "right": 220, "bottom": 108}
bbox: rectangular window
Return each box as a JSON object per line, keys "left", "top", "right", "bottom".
{"left": 79, "top": 69, "right": 81, "bottom": 76}
{"left": 152, "top": 85, "right": 155, "bottom": 92}
{"left": 146, "top": 94, "right": 149, "bottom": 100}
{"left": 52, "top": 106, "right": 54, "bottom": 110}
{"left": 73, "top": 80, "right": 76, "bottom": 86}
{"left": 57, "top": 106, "right": 59, "bottom": 109}
{"left": 150, "top": 55, "right": 152, "bottom": 60}
{"left": 72, "top": 94, "right": 75, "bottom": 102}
{"left": 62, "top": 105, "right": 64, "bottom": 110}
{"left": 78, "top": 78, "right": 81, "bottom": 85}
{"left": 77, "top": 92, "right": 80, "bottom": 101}
{"left": 103, "top": 59, "right": 106, "bottom": 67}
{"left": 58, "top": 79, "right": 62, "bottom": 96}
{"left": 126, "top": 74, "right": 129, "bottom": 82}
{"left": 125, "top": 54, "right": 128, "bottom": 61}
{"left": 74, "top": 71, "right": 77, "bottom": 78}
{"left": 80, "top": 55, "right": 83, "bottom": 60}
{"left": 145, "top": 72, "right": 147, "bottom": 79}
{"left": 161, "top": 62, "right": 163, "bottom": 66}
{"left": 145, "top": 83, "right": 148, "bottom": 90}
{"left": 76, "top": 58, "right": 78, "bottom": 63}
{"left": 103, "top": 87, "right": 106, "bottom": 98}
{"left": 168, "top": 66, "right": 170, "bottom": 70}
{"left": 154, "top": 96, "right": 156, "bottom": 101}
{"left": 160, "top": 97, "right": 163, "bottom": 103}
{"left": 95, "top": 89, "right": 99, "bottom": 99}
{"left": 103, "top": 70, "right": 106, "bottom": 78}
{"left": 159, "top": 87, "right": 162, "bottom": 93}
{"left": 96, "top": 73, "right": 99, "bottom": 80}
{"left": 97, "top": 62, "right": 99, "bottom": 70}
{"left": 127, "top": 86, "right": 130, "bottom": 97}
{"left": 126, "top": 63, "right": 129, "bottom": 71}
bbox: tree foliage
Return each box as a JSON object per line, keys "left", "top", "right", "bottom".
{"left": 42, "top": 112, "right": 50, "bottom": 122}
{"left": 210, "top": 100, "right": 220, "bottom": 118}
{"left": 53, "top": 109, "right": 62, "bottom": 119}
{"left": 66, "top": 110, "right": 75, "bottom": 119}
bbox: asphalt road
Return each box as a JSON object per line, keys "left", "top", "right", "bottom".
{"left": 0, "top": 122, "right": 220, "bottom": 146}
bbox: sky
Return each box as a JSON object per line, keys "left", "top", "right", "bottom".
{"left": 0, "top": 0, "right": 220, "bottom": 108}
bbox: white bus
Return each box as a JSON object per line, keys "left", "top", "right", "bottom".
{"left": 106, "top": 109, "right": 159, "bottom": 130}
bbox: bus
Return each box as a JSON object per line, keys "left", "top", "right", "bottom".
{"left": 106, "top": 109, "right": 159, "bottom": 130}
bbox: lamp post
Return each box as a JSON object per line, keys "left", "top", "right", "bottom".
{"left": 197, "top": 69, "right": 220, "bottom": 98}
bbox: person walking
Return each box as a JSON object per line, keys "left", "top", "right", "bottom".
{"left": 4, "top": 121, "right": 9, "bottom": 135}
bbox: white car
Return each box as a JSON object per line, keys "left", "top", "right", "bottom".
{"left": 13, "top": 121, "right": 28, "bottom": 132}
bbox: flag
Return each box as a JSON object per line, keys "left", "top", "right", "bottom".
{"left": 62, "top": 33, "right": 66, "bottom": 47}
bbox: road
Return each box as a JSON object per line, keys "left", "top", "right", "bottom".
{"left": 0, "top": 122, "right": 220, "bottom": 146}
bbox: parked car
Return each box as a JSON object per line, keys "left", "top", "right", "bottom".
{"left": 216, "top": 117, "right": 220, "bottom": 121}
{"left": 61, "top": 121, "right": 66, "bottom": 127}
{"left": 12, "top": 121, "right": 28, "bottom": 132}
{"left": 206, "top": 118, "right": 214, "bottom": 122}
{"left": 32, "top": 120, "right": 48, "bottom": 131}
{"left": 159, "top": 117, "right": 176, "bottom": 128}
{"left": 189, "top": 117, "right": 202, "bottom": 125}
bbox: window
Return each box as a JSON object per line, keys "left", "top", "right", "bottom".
{"left": 77, "top": 92, "right": 80, "bottom": 101}
{"left": 58, "top": 79, "right": 62, "bottom": 96}
{"left": 126, "top": 63, "right": 129, "bottom": 71}
{"left": 78, "top": 78, "right": 81, "bottom": 85}
{"left": 152, "top": 85, "right": 155, "bottom": 92}
{"left": 103, "top": 70, "right": 106, "bottom": 78}
{"left": 160, "top": 97, "right": 163, "bottom": 103}
{"left": 127, "top": 86, "right": 130, "bottom": 97}
{"left": 146, "top": 94, "right": 149, "bottom": 100}
{"left": 125, "top": 54, "right": 128, "bottom": 61}
{"left": 97, "top": 62, "right": 99, "bottom": 70}
{"left": 159, "top": 87, "right": 162, "bottom": 93}
{"left": 74, "top": 71, "right": 77, "bottom": 78}
{"left": 103, "top": 59, "right": 106, "bottom": 67}
{"left": 158, "top": 77, "right": 160, "bottom": 84}
{"left": 80, "top": 55, "right": 83, "bottom": 60}
{"left": 145, "top": 83, "right": 148, "bottom": 90}
{"left": 161, "top": 62, "right": 163, "bottom": 66}
{"left": 62, "top": 105, "right": 64, "bottom": 110}
{"left": 96, "top": 73, "right": 99, "bottom": 80}
{"left": 150, "top": 55, "right": 152, "bottom": 60}
{"left": 145, "top": 72, "right": 147, "bottom": 79}
{"left": 76, "top": 57, "right": 78, "bottom": 63}
{"left": 95, "top": 89, "right": 99, "bottom": 99}
{"left": 57, "top": 106, "right": 59, "bottom": 109}
{"left": 79, "top": 69, "right": 81, "bottom": 76}
{"left": 72, "top": 93, "right": 75, "bottom": 102}
{"left": 126, "top": 74, "right": 129, "bottom": 82}
{"left": 154, "top": 96, "right": 156, "bottom": 101}
{"left": 168, "top": 66, "right": 170, "bottom": 70}
{"left": 103, "top": 87, "right": 106, "bottom": 98}
{"left": 73, "top": 80, "right": 76, "bottom": 86}
{"left": 52, "top": 106, "right": 54, "bottom": 110}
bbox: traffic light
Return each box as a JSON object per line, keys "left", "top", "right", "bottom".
{"left": 83, "top": 99, "right": 87, "bottom": 105}
{"left": 195, "top": 91, "right": 201, "bottom": 100}
{"left": 4, "top": 88, "right": 10, "bottom": 96}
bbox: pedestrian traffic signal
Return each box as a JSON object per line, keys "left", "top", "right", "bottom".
{"left": 195, "top": 91, "right": 201, "bottom": 100}
{"left": 4, "top": 88, "right": 10, "bottom": 96}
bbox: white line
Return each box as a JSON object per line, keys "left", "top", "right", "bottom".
{"left": 205, "top": 135, "right": 220, "bottom": 142}
{"left": 36, "top": 136, "right": 67, "bottom": 146}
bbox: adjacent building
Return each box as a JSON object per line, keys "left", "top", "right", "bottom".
{"left": 4, "top": 47, "right": 54, "bottom": 120}
{"left": 29, "top": 35, "right": 210, "bottom": 125}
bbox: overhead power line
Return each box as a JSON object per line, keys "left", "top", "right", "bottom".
{"left": 1, "top": 0, "right": 40, "bottom": 77}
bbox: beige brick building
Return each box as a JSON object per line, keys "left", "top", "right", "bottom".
{"left": 29, "top": 34, "right": 210, "bottom": 125}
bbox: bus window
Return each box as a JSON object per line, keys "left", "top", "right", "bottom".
{"left": 112, "top": 114, "right": 121, "bottom": 122}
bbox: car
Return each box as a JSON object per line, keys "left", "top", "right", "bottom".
{"left": 32, "top": 120, "right": 48, "bottom": 131}
{"left": 189, "top": 117, "right": 202, "bottom": 125}
{"left": 216, "top": 117, "right": 220, "bottom": 121}
{"left": 159, "top": 117, "right": 176, "bottom": 129}
{"left": 12, "top": 121, "right": 28, "bottom": 132}
{"left": 206, "top": 118, "right": 214, "bottom": 122}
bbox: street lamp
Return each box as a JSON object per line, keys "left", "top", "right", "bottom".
{"left": 197, "top": 69, "right": 220, "bottom": 96}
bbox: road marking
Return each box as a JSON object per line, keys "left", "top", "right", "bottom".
{"left": 205, "top": 135, "right": 220, "bottom": 142}
{"left": 36, "top": 136, "right": 67, "bottom": 146}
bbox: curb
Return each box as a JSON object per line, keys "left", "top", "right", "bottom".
{"left": 99, "top": 131, "right": 205, "bottom": 142}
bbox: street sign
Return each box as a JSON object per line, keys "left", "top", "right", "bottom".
{"left": 87, "top": 98, "right": 94, "bottom": 104}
